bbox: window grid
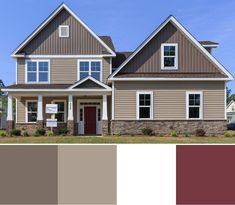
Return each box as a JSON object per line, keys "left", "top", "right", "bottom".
{"left": 187, "top": 92, "right": 202, "bottom": 119}
{"left": 26, "top": 61, "right": 49, "bottom": 83}
{"left": 161, "top": 44, "right": 178, "bottom": 70}
{"left": 27, "top": 101, "right": 37, "bottom": 123}
{"left": 137, "top": 92, "right": 153, "bottom": 120}
{"left": 53, "top": 101, "right": 65, "bottom": 123}
{"left": 79, "top": 60, "right": 101, "bottom": 81}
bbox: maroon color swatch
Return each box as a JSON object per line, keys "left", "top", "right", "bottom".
{"left": 177, "top": 145, "right": 235, "bottom": 204}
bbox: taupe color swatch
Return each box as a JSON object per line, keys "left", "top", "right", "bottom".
{"left": 58, "top": 145, "right": 116, "bottom": 205}
{"left": 0, "top": 145, "right": 58, "bottom": 204}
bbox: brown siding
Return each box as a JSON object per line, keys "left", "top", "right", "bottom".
{"left": 114, "top": 81, "right": 225, "bottom": 120}
{"left": 17, "top": 58, "right": 25, "bottom": 84}
{"left": 119, "top": 22, "right": 224, "bottom": 75}
{"left": 18, "top": 9, "right": 110, "bottom": 55}
{"left": 103, "top": 57, "right": 111, "bottom": 83}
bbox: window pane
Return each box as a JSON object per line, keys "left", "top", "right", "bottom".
{"left": 98, "top": 108, "right": 101, "bottom": 121}
{"left": 80, "top": 72, "right": 89, "bottom": 80}
{"left": 28, "top": 113, "right": 37, "bottom": 122}
{"left": 55, "top": 113, "right": 64, "bottom": 122}
{"left": 139, "top": 107, "right": 150, "bottom": 119}
{"left": 189, "top": 107, "right": 200, "bottom": 118}
{"left": 27, "top": 62, "right": 37, "bottom": 71}
{"left": 56, "top": 102, "right": 64, "bottom": 112}
{"left": 91, "top": 72, "right": 100, "bottom": 81}
{"left": 39, "top": 62, "right": 48, "bottom": 71}
{"left": 195, "top": 94, "right": 201, "bottom": 106}
{"left": 39, "top": 72, "right": 48, "bottom": 82}
{"left": 139, "top": 94, "right": 151, "bottom": 106}
{"left": 164, "top": 57, "right": 175, "bottom": 67}
{"left": 189, "top": 94, "right": 201, "bottom": 106}
{"left": 91, "top": 62, "right": 101, "bottom": 71}
{"left": 169, "top": 46, "right": 175, "bottom": 56}
{"left": 80, "top": 62, "right": 89, "bottom": 71}
{"left": 80, "top": 109, "right": 83, "bottom": 121}
{"left": 164, "top": 46, "right": 175, "bottom": 56}
{"left": 28, "top": 102, "right": 37, "bottom": 112}
{"left": 28, "top": 72, "right": 37, "bottom": 82}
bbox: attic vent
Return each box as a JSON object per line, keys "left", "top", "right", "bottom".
{"left": 59, "top": 25, "right": 69, "bottom": 37}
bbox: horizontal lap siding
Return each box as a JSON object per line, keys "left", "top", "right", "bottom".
{"left": 17, "top": 58, "right": 25, "bottom": 84}
{"left": 114, "top": 81, "right": 225, "bottom": 120}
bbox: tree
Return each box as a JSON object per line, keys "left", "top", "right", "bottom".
{"left": 0, "top": 80, "right": 5, "bottom": 96}
{"left": 227, "top": 87, "right": 232, "bottom": 105}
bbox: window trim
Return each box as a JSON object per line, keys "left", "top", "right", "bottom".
{"left": 52, "top": 100, "right": 67, "bottom": 123}
{"left": 25, "top": 100, "right": 37, "bottom": 123}
{"left": 161, "top": 43, "right": 178, "bottom": 70}
{"left": 25, "top": 59, "right": 50, "bottom": 84}
{"left": 186, "top": 91, "right": 203, "bottom": 120}
{"left": 59, "top": 25, "right": 69, "bottom": 38}
{"left": 77, "top": 59, "right": 103, "bottom": 81}
{"left": 136, "top": 91, "right": 153, "bottom": 120}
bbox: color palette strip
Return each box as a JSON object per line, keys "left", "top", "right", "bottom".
{"left": 0, "top": 145, "right": 116, "bottom": 205}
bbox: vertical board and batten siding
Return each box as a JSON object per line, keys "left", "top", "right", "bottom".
{"left": 17, "top": 57, "right": 111, "bottom": 84}
{"left": 114, "top": 81, "right": 225, "bottom": 120}
{"left": 18, "top": 9, "right": 110, "bottom": 55}
{"left": 119, "top": 22, "right": 223, "bottom": 74}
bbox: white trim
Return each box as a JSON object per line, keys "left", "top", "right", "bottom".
{"left": 201, "top": 44, "right": 219, "bottom": 48}
{"left": 15, "top": 61, "right": 17, "bottom": 85}
{"left": 68, "top": 95, "right": 73, "bottom": 121}
{"left": 224, "top": 82, "right": 227, "bottom": 120}
{"left": 136, "top": 91, "right": 153, "bottom": 120}
{"left": 51, "top": 99, "right": 67, "bottom": 123}
{"left": 161, "top": 43, "right": 178, "bottom": 70}
{"left": 69, "top": 75, "right": 112, "bottom": 90}
{"left": 11, "top": 4, "right": 116, "bottom": 57}
{"left": 77, "top": 59, "right": 103, "bottom": 82}
{"left": 112, "top": 81, "right": 115, "bottom": 120}
{"left": 2, "top": 89, "right": 112, "bottom": 93}
{"left": 25, "top": 100, "right": 37, "bottom": 123}
{"left": 15, "top": 98, "right": 18, "bottom": 123}
{"left": 186, "top": 91, "right": 203, "bottom": 120}
{"left": 59, "top": 25, "right": 69, "bottom": 38}
{"left": 110, "top": 58, "right": 112, "bottom": 75}
{"left": 7, "top": 94, "right": 13, "bottom": 121}
{"left": 25, "top": 59, "right": 50, "bottom": 84}
{"left": 37, "top": 95, "right": 43, "bottom": 121}
{"left": 13, "top": 55, "right": 114, "bottom": 58}
{"left": 102, "top": 95, "right": 108, "bottom": 120}
{"left": 109, "top": 16, "right": 233, "bottom": 81}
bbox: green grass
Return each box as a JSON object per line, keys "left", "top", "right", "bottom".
{"left": 1, "top": 135, "right": 235, "bottom": 143}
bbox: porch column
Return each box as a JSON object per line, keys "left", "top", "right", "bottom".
{"left": 7, "top": 94, "right": 14, "bottom": 134}
{"left": 67, "top": 95, "right": 75, "bottom": 135}
{"left": 102, "top": 95, "right": 109, "bottom": 135}
{"left": 37, "top": 95, "right": 43, "bottom": 128}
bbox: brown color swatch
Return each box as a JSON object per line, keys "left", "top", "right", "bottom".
{"left": 0, "top": 145, "right": 58, "bottom": 204}
{"left": 58, "top": 145, "right": 116, "bottom": 205}
{"left": 177, "top": 145, "right": 235, "bottom": 205}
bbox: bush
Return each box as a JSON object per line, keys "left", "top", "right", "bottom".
{"left": 0, "top": 130, "right": 7, "bottom": 137}
{"left": 142, "top": 127, "right": 153, "bottom": 136}
{"left": 35, "top": 128, "right": 46, "bottom": 136}
{"left": 58, "top": 128, "right": 69, "bottom": 136}
{"left": 171, "top": 131, "right": 178, "bottom": 137}
{"left": 47, "top": 131, "right": 54, "bottom": 137}
{"left": 23, "top": 131, "right": 29, "bottom": 137}
{"left": 159, "top": 133, "right": 164, "bottom": 137}
{"left": 10, "top": 129, "right": 21, "bottom": 136}
{"left": 195, "top": 129, "right": 206, "bottom": 137}
{"left": 184, "top": 133, "right": 190, "bottom": 137}
{"left": 224, "top": 132, "right": 232, "bottom": 137}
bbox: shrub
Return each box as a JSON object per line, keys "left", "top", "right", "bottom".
{"left": 22, "top": 131, "right": 29, "bottom": 137}
{"left": 35, "top": 128, "right": 46, "bottom": 136}
{"left": 171, "top": 131, "right": 178, "bottom": 137}
{"left": 47, "top": 131, "right": 54, "bottom": 137}
{"left": 0, "top": 130, "right": 7, "bottom": 137}
{"left": 224, "top": 132, "right": 232, "bottom": 137}
{"left": 159, "top": 133, "right": 164, "bottom": 137}
{"left": 11, "top": 129, "right": 21, "bottom": 136}
{"left": 195, "top": 129, "right": 206, "bottom": 137}
{"left": 58, "top": 128, "right": 69, "bottom": 136}
{"left": 142, "top": 127, "right": 153, "bottom": 136}
{"left": 184, "top": 133, "right": 190, "bottom": 137}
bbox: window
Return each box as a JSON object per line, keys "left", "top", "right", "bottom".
{"left": 78, "top": 60, "right": 101, "bottom": 81}
{"left": 98, "top": 108, "right": 101, "bottom": 121}
{"left": 26, "top": 101, "right": 37, "bottom": 122}
{"left": 59, "top": 25, "right": 69, "bottom": 37}
{"left": 26, "top": 60, "right": 49, "bottom": 83}
{"left": 187, "top": 92, "right": 203, "bottom": 119}
{"left": 80, "top": 108, "right": 83, "bottom": 121}
{"left": 137, "top": 92, "right": 153, "bottom": 120}
{"left": 53, "top": 101, "right": 66, "bottom": 123}
{"left": 161, "top": 43, "right": 178, "bottom": 69}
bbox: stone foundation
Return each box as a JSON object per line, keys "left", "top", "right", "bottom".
{"left": 67, "top": 120, "right": 75, "bottom": 136}
{"left": 111, "top": 120, "right": 227, "bottom": 136}
{"left": 102, "top": 120, "right": 109, "bottom": 136}
{"left": 6, "top": 120, "right": 14, "bottom": 135}
{"left": 16, "top": 123, "right": 44, "bottom": 136}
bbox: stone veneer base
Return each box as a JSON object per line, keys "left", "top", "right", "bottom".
{"left": 111, "top": 120, "right": 227, "bottom": 136}
{"left": 102, "top": 120, "right": 109, "bottom": 136}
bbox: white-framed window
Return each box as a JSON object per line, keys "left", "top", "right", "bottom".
{"left": 25, "top": 60, "right": 50, "bottom": 83}
{"left": 26, "top": 100, "right": 37, "bottom": 123}
{"left": 78, "top": 60, "right": 102, "bottom": 81}
{"left": 186, "top": 91, "right": 203, "bottom": 119}
{"left": 52, "top": 100, "right": 66, "bottom": 123}
{"left": 59, "top": 25, "right": 69, "bottom": 37}
{"left": 136, "top": 91, "right": 153, "bottom": 120}
{"left": 161, "top": 43, "right": 178, "bottom": 70}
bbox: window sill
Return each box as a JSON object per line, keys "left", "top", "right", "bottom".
{"left": 161, "top": 67, "right": 178, "bottom": 70}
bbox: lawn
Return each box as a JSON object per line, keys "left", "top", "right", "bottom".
{"left": 0, "top": 135, "right": 235, "bottom": 143}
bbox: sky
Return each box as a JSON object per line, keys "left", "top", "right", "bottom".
{"left": 0, "top": 0, "right": 235, "bottom": 91}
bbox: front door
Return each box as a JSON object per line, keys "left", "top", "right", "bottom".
{"left": 84, "top": 107, "right": 96, "bottom": 135}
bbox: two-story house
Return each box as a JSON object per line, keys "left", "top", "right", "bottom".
{"left": 2, "top": 3, "right": 233, "bottom": 136}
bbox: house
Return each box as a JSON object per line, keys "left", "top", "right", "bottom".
{"left": 227, "top": 100, "right": 235, "bottom": 123}
{"left": 2, "top": 3, "right": 233, "bottom": 136}
{"left": 0, "top": 97, "right": 7, "bottom": 129}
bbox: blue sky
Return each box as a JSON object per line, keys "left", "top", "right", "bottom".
{"left": 0, "top": 0, "right": 234, "bottom": 91}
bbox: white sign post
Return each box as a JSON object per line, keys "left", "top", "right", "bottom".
{"left": 46, "top": 104, "right": 58, "bottom": 133}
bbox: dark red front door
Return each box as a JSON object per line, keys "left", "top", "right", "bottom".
{"left": 84, "top": 107, "right": 96, "bottom": 134}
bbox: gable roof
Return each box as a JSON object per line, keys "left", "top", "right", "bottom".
{"left": 109, "top": 15, "right": 233, "bottom": 81}
{"left": 11, "top": 3, "right": 116, "bottom": 57}
{"left": 227, "top": 100, "right": 235, "bottom": 109}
